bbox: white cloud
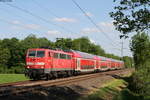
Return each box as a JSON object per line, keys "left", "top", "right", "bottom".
{"left": 85, "top": 12, "right": 94, "bottom": 17}
{"left": 25, "top": 24, "right": 40, "bottom": 29}
{"left": 47, "top": 30, "right": 60, "bottom": 35}
{"left": 81, "top": 21, "right": 115, "bottom": 34}
{"left": 53, "top": 17, "right": 77, "bottom": 23}
{"left": 11, "top": 20, "right": 21, "bottom": 24}
{"left": 11, "top": 26, "right": 22, "bottom": 30}
{"left": 10, "top": 20, "right": 41, "bottom": 30}
{"left": 97, "top": 21, "right": 123, "bottom": 39}
{"left": 98, "top": 21, "right": 114, "bottom": 29}
{"left": 81, "top": 27, "right": 99, "bottom": 34}
{"left": 11, "top": 20, "right": 22, "bottom": 30}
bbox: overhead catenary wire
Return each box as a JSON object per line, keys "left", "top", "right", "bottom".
{"left": 0, "top": 7, "right": 61, "bottom": 32}
{"left": 30, "top": 0, "right": 89, "bottom": 35}
{"left": 8, "top": 1, "right": 123, "bottom": 50}
{"left": 71, "top": 0, "right": 121, "bottom": 48}
{"left": 32, "top": 0, "right": 122, "bottom": 49}
{"left": 31, "top": 0, "right": 60, "bottom": 18}
{"left": 1, "top": 1, "right": 130, "bottom": 54}
{"left": 4, "top": 3, "right": 75, "bottom": 34}
{"left": 0, "top": 18, "right": 43, "bottom": 33}
{"left": 30, "top": 0, "right": 123, "bottom": 49}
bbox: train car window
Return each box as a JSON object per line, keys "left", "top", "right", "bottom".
{"left": 54, "top": 53, "right": 59, "bottom": 58}
{"left": 101, "top": 60, "right": 106, "bottom": 62}
{"left": 37, "top": 51, "right": 45, "bottom": 57}
{"left": 67, "top": 55, "right": 71, "bottom": 59}
{"left": 60, "top": 54, "right": 66, "bottom": 59}
{"left": 28, "top": 51, "right": 36, "bottom": 57}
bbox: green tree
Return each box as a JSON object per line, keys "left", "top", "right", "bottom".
{"left": 21, "top": 34, "right": 40, "bottom": 49}
{"left": 128, "top": 32, "right": 150, "bottom": 97}
{"left": 123, "top": 56, "right": 133, "bottom": 68}
{"left": 104, "top": 53, "right": 121, "bottom": 60}
{"left": 110, "top": 0, "right": 150, "bottom": 37}
{"left": 110, "top": 1, "right": 150, "bottom": 98}
{"left": 0, "top": 47, "right": 11, "bottom": 66}
{"left": 1, "top": 38, "right": 23, "bottom": 67}
{"left": 38, "top": 37, "right": 55, "bottom": 48}
{"left": 130, "top": 32, "right": 150, "bottom": 69}
{"left": 88, "top": 44, "right": 105, "bottom": 56}
{"left": 55, "top": 38, "right": 73, "bottom": 49}
{"left": 0, "top": 43, "right": 11, "bottom": 73}
{"left": 72, "top": 37, "right": 91, "bottom": 52}
{"left": 54, "top": 37, "right": 106, "bottom": 56}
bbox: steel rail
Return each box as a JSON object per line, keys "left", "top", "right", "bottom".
{"left": 0, "top": 69, "right": 128, "bottom": 96}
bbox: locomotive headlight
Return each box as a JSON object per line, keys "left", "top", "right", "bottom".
{"left": 41, "top": 66, "right": 44, "bottom": 69}
{"left": 27, "top": 66, "right": 30, "bottom": 68}
{"left": 36, "top": 62, "right": 45, "bottom": 65}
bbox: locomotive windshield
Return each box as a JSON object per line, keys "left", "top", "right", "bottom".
{"left": 28, "top": 50, "right": 45, "bottom": 57}
{"left": 37, "top": 51, "right": 45, "bottom": 57}
{"left": 28, "top": 51, "right": 36, "bottom": 57}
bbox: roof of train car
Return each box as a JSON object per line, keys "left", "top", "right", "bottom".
{"left": 98, "top": 56, "right": 107, "bottom": 60}
{"left": 28, "top": 48, "right": 72, "bottom": 55}
{"left": 27, "top": 48, "right": 124, "bottom": 62}
{"left": 70, "top": 50, "right": 97, "bottom": 59}
{"left": 69, "top": 50, "right": 123, "bottom": 62}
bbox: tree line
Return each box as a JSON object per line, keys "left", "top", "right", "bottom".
{"left": 128, "top": 32, "right": 150, "bottom": 99}
{"left": 110, "top": 0, "right": 150, "bottom": 99}
{"left": 0, "top": 34, "right": 133, "bottom": 73}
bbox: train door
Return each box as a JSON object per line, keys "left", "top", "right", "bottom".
{"left": 115, "top": 62, "right": 117, "bottom": 69}
{"left": 94, "top": 60, "right": 97, "bottom": 70}
{"left": 99, "top": 61, "right": 101, "bottom": 70}
{"left": 44, "top": 51, "right": 52, "bottom": 73}
{"left": 47, "top": 51, "right": 53, "bottom": 68}
{"left": 76, "top": 58, "right": 80, "bottom": 71}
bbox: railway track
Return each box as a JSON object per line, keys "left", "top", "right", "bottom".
{"left": 0, "top": 69, "right": 129, "bottom": 96}
{"left": 0, "top": 80, "right": 32, "bottom": 87}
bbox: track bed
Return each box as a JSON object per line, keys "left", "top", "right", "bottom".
{"left": 0, "top": 69, "right": 133, "bottom": 99}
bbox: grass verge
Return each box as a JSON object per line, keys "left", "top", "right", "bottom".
{"left": 79, "top": 79, "right": 127, "bottom": 100}
{"left": 0, "top": 74, "right": 29, "bottom": 84}
{"left": 79, "top": 71, "right": 149, "bottom": 100}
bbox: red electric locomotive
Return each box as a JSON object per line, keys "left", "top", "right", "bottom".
{"left": 25, "top": 48, "right": 124, "bottom": 80}
{"left": 25, "top": 48, "right": 73, "bottom": 80}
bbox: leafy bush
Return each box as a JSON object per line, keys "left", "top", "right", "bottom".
{"left": 126, "top": 32, "right": 150, "bottom": 98}
{"left": 0, "top": 65, "right": 7, "bottom": 73}
{"left": 114, "top": 89, "right": 144, "bottom": 100}
{"left": 128, "top": 70, "right": 147, "bottom": 95}
{"left": 0, "top": 65, "right": 25, "bottom": 74}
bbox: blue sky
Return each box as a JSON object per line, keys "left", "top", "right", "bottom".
{"left": 0, "top": 0, "right": 132, "bottom": 56}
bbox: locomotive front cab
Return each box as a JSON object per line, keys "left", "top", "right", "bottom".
{"left": 25, "top": 49, "right": 48, "bottom": 79}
